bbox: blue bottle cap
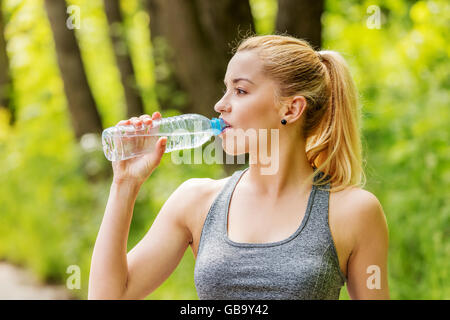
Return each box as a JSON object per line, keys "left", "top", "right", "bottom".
{"left": 210, "top": 118, "right": 226, "bottom": 135}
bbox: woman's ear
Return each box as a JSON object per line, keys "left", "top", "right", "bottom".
{"left": 281, "top": 96, "right": 307, "bottom": 123}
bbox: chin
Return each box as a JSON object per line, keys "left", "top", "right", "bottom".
{"left": 218, "top": 128, "right": 250, "bottom": 156}
{"left": 221, "top": 144, "right": 248, "bottom": 156}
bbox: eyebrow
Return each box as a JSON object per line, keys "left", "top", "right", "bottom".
{"left": 224, "top": 78, "right": 255, "bottom": 86}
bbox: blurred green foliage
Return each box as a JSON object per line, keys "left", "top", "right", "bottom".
{"left": 322, "top": 0, "right": 449, "bottom": 299}
{"left": 0, "top": 0, "right": 448, "bottom": 299}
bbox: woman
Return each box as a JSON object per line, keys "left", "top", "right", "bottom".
{"left": 89, "top": 35, "right": 389, "bottom": 300}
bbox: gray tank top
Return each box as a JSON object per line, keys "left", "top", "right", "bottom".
{"left": 194, "top": 167, "right": 347, "bottom": 300}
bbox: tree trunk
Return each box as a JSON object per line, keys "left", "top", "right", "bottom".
{"left": 146, "top": 0, "right": 254, "bottom": 118}
{"left": 146, "top": 0, "right": 187, "bottom": 114}
{"left": 44, "top": 0, "right": 103, "bottom": 139}
{"left": 146, "top": 0, "right": 254, "bottom": 175}
{"left": 0, "top": 0, "right": 15, "bottom": 124}
{"left": 275, "top": 0, "right": 324, "bottom": 50}
{"left": 103, "top": 0, "right": 144, "bottom": 118}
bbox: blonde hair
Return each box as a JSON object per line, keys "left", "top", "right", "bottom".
{"left": 234, "top": 34, "right": 366, "bottom": 192}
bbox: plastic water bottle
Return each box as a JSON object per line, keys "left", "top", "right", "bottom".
{"left": 102, "top": 113, "right": 227, "bottom": 161}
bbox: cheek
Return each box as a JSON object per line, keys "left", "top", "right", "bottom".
{"left": 248, "top": 105, "right": 278, "bottom": 129}
{"left": 236, "top": 92, "right": 277, "bottom": 128}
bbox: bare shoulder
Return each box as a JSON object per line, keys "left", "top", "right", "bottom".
{"left": 177, "top": 175, "right": 231, "bottom": 203}
{"left": 174, "top": 175, "right": 232, "bottom": 244}
{"left": 330, "top": 187, "right": 388, "bottom": 251}
{"left": 331, "top": 187, "right": 383, "bottom": 215}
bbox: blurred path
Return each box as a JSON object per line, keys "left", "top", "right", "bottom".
{"left": 0, "top": 262, "right": 75, "bottom": 300}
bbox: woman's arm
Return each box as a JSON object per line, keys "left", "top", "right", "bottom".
{"left": 88, "top": 112, "right": 169, "bottom": 299}
{"left": 88, "top": 180, "right": 141, "bottom": 299}
{"left": 119, "top": 178, "right": 203, "bottom": 299}
{"left": 346, "top": 191, "right": 390, "bottom": 299}
{"left": 88, "top": 178, "right": 196, "bottom": 300}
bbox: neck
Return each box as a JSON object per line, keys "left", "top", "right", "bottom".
{"left": 245, "top": 132, "right": 314, "bottom": 198}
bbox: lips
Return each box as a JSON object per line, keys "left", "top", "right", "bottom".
{"left": 219, "top": 118, "right": 232, "bottom": 129}
{"left": 219, "top": 118, "right": 232, "bottom": 135}
{"left": 220, "top": 118, "right": 232, "bottom": 128}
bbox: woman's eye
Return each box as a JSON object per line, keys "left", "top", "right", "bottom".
{"left": 223, "top": 88, "right": 246, "bottom": 95}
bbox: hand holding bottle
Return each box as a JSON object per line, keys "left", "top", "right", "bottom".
{"left": 111, "top": 112, "right": 167, "bottom": 186}
{"left": 102, "top": 113, "right": 227, "bottom": 164}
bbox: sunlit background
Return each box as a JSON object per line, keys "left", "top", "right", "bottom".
{"left": 0, "top": 0, "right": 448, "bottom": 299}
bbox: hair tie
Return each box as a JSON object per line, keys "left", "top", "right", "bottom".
{"left": 317, "top": 51, "right": 323, "bottom": 62}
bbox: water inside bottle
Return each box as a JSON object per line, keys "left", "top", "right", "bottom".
{"left": 102, "top": 126, "right": 215, "bottom": 161}
{"left": 159, "top": 131, "right": 213, "bottom": 153}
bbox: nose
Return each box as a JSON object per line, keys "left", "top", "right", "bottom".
{"left": 214, "top": 96, "right": 231, "bottom": 114}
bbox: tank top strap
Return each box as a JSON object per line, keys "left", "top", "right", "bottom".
{"left": 196, "top": 167, "right": 248, "bottom": 256}
{"left": 215, "top": 167, "right": 248, "bottom": 212}
{"left": 304, "top": 170, "right": 333, "bottom": 241}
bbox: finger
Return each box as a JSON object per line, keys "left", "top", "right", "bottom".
{"left": 139, "top": 114, "right": 151, "bottom": 121}
{"left": 143, "top": 118, "right": 153, "bottom": 126}
{"left": 128, "top": 117, "right": 144, "bottom": 151}
{"left": 141, "top": 117, "right": 152, "bottom": 150}
{"left": 141, "top": 136, "right": 166, "bottom": 169}
{"left": 141, "top": 118, "right": 154, "bottom": 152}
{"left": 116, "top": 119, "right": 130, "bottom": 126}
{"left": 156, "top": 136, "right": 167, "bottom": 159}
{"left": 159, "top": 136, "right": 167, "bottom": 149}
{"left": 152, "top": 111, "right": 161, "bottom": 119}
{"left": 131, "top": 117, "right": 143, "bottom": 128}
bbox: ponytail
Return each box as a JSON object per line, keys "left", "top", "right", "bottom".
{"left": 306, "top": 51, "right": 366, "bottom": 192}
